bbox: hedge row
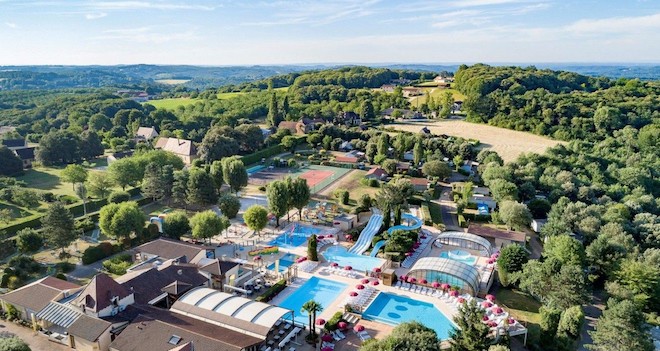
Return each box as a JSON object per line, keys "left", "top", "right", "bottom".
{"left": 240, "top": 144, "right": 283, "bottom": 166}
{"left": 421, "top": 203, "right": 432, "bottom": 226}
{"left": 82, "top": 242, "right": 121, "bottom": 265}
{"left": 255, "top": 279, "right": 287, "bottom": 302}
{"left": 463, "top": 213, "right": 491, "bottom": 222}
{"left": 458, "top": 214, "right": 468, "bottom": 228}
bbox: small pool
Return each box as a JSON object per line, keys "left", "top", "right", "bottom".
{"left": 362, "top": 292, "right": 455, "bottom": 340}
{"left": 247, "top": 165, "right": 266, "bottom": 175}
{"left": 322, "top": 246, "right": 385, "bottom": 272}
{"left": 277, "top": 277, "right": 347, "bottom": 325}
{"left": 266, "top": 253, "right": 298, "bottom": 272}
{"left": 268, "top": 224, "right": 324, "bottom": 248}
{"left": 439, "top": 249, "right": 477, "bottom": 265}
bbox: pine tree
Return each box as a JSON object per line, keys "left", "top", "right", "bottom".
{"left": 161, "top": 165, "right": 174, "bottom": 198}
{"left": 413, "top": 140, "right": 424, "bottom": 166}
{"left": 281, "top": 95, "right": 290, "bottom": 120}
{"left": 361, "top": 99, "right": 375, "bottom": 120}
{"left": 172, "top": 169, "right": 189, "bottom": 207}
{"left": 449, "top": 300, "right": 493, "bottom": 351}
{"left": 41, "top": 202, "right": 76, "bottom": 253}
{"left": 142, "top": 162, "right": 164, "bottom": 201}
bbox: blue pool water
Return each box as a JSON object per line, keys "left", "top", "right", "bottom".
{"left": 266, "top": 253, "right": 298, "bottom": 272}
{"left": 247, "top": 165, "right": 266, "bottom": 175}
{"left": 439, "top": 250, "right": 477, "bottom": 265}
{"left": 277, "top": 277, "right": 347, "bottom": 325}
{"left": 322, "top": 245, "right": 385, "bottom": 272}
{"left": 362, "top": 292, "right": 455, "bottom": 340}
{"left": 268, "top": 225, "right": 324, "bottom": 248}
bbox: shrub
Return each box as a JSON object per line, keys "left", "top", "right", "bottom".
{"left": 40, "top": 192, "right": 56, "bottom": 202}
{"left": 102, "top": 254, "right": 133, "bottom": 275}
{"left": 55, "top": 261, "right": 75, "bottom": 273}
{"left": 368, "top": 178, "right": 380, "bottom": 187}
{"left": 108, "top": 191, "right": 131, "bottom": 203}
{"left": 458, "top": 214, "right": 467, "bottom": 228}
{"left": 4, "top": 304, "right": 20, "bottom": 321}
{"left": 55, "top": 273, "right": 67, "bottom": 281}
{"left": 325, "top": 311, "right": 344, "bottom": 331}
{"left": 256, "top": 279, "right": 287, "bottom": 302}
{"left": 8, "top": 256, "right": 42, "bottom": 274}
{"left": 57, "top": 194, "right": 78, "bottom": 205}
{"left": 217, "top": 193, "right": 241, "bottom": 219}
{"left": 75, "top": 217, "right": 96, "bottom": 233}
{"left": 421, "top": 204, "right": 432, "bottom": 225}
{"left": 15, "top": 229, "right": 43, "bottom": 253}
{"left": 82, "top": 242, "right": 116, "bottom": 265}
{"left": 334, "top": 189, "right": 349, "bottom": 205}
{"left": 308, "top": 234, "right": 318, "bottom": 261}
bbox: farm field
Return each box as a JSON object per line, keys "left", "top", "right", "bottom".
{"left": 390, "top": 120, "right": 563, "bottom": 162}
{"left": 145, "top": 97, "right": 200, "bottom": 109}
{"left": 154, "top": 79, "right": 191, "bottom": 85}
{"left": 408, "top": 87, "right": 466, "bottom": 106}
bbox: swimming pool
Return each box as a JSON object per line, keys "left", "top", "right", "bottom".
{"left": 322, "top": 245, "right": 385, "bottom": 272}
{"left": 277, "top": 277, "right": 347, "bottom": 325}
{"left": 268, "top": 224, "right": 324, "bottom": 248}
{"left": 247, "top": 165, "right": 266, "bottom": 175}
{"left": 266, "top": 253, "right": 298, "bottom": 272}
{"left": 362, "top": 292, "right": 455, "bottom": 340}
{"left": 439, "top": 250, "right": 477, "bottom": 265}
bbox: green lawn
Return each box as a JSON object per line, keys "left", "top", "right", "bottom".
{"left": 16, "top": 166, "right": 76, "bottom": 197}
{"left": 217, "top": 92, "right": 246, "bottom": 100}
{"left": 145, "top": 97, "right": 200, "bottom": 110}
{"left": 0, "top": 202, "right": 35, "bottom": 219}
{"left": 409, "top": 88, "right": 466, "bottom": 106}
{"left": 495, "top": 287, "right": 541, "bottom": 345}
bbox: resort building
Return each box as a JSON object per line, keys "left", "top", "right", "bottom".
{"left": 135, "top": 238, "right": 216, "bottom": 264}
{"left": 468, "top": 224, "right": 527, "bottom": 247}
{"left": 0, "top": 276, "right": 81, "bottom": 322}
{"left": 407, "top": 257, "right": 482, "bottom": 296}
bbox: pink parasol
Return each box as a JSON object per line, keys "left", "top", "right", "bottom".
{"left": 405, "top": 252, "right": 413, "bottom": 257}
{"left": 331, "top": 262, "right": 339, "bottom": 267}
{"left": 457, "top": 297, "right": 466, "bottom": 304}
{"left": 407, "top": 277, "right": 417, "bottom": 283}
{"left": 371, "top": 280, "right": 379, "bottom": 286}
{"left": 400, "top": 275, "right": 407, "bottom": 281}
{"left": 349, "top": 291, "right": 358, "bottom": 297}
{"left": 374, "top": 268, "right": 381, "bottom": 273}
{"left": 344, "top": 266, "right": 352, "bottom": 271}
{"left": 354, "top": 325, "right": 365, "bottom": 332}
{"left": 321, "top": 334, "right": 333, "bottom": 342}
{"left": 315, "top": 318, "right": 326, "bottom": 325}
{"left": 318, "top": 235, "right": 325, "bottom": 239}
{"left": 486, "top": 294, "right": 495, "bottom": 302}
{"left": 491, "top": 253, "right": 499, "bottom": 258}
{"left": 322, "top": 347, "right": 333, "bottom": 351}
{"left": 420, "top": 279, "right": 428, "bottom": 284}
{"left": 345, "top": 234, "right": 352, "bottom": 240}
{"left": 421, "top": 235, "right": 427, "bottom": 239}
{"left": 338, "top": 321, "right": 348, "bottom": 329}
{"left": 356, "top": 284, "right": 365, "bottom": 290}
{"left": 450, "top": 290, "right": 459, "bottom": 297}
{"left": 432, "top": 282, "right": 441, "bottom": 288}
{"left": 441, "top": 283, "right": 450, "bottom": 290}
{"left": 481, "top": 301, "right": 493, "bottom": 308}
{"left": 327, "top": 234, "right": 333, "bottom": 238}
{"left": 482, "top": 315, "right": 489, "bottom": 321}
{"left": 488, "top": 321, "right": 498, "bottom": 327}
{"left": 253, "top": 255, "right": 262, "bottom": 261}
{"left": 507, "top": 318, "right": 515, "bottom": 325}
{"left": 493, "top": 307, "right": 504, "bottom": 314}
{"left": 487, "top": 259, "right": 495, "bottom": 264}
{"left": 361, "top": 278, "right": 370, "bottom": 284}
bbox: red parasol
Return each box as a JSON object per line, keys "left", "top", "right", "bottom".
{"left": 492, "top": 307, "right": 504, "bottom": 314}
{"left": 405, "top": 252, "right": 413, "bottom": 257}
{"left": 441, "top": 283, "right": 450, "bottom": 290}
{"left": 356, "top": 284, "right": 365, "bottom": 290}
{"left": 318, "top": 235, "right": 325, "bottom": 239}
{"left": 321, "top": 334, "right": 333, "bottom": 342}
{"left": 371, "top": 280, "right": 379, "bottom": 286}
{"left": 449, "top": 290, "right": 459, "bottom": 297}
{"left": 349, "top": 291, "right": 358, "bottom": 297}
{"left": 337, "top": 321, "right": 348, "bottom": 329}
{"left": 315, "top": 318, "right": 326, "bottom": 325}
{"left": 507, "top": 318, "right": 515, "bottom": 325}
{"left": 420, "top": 279, "right": 428, "bottom": 284}
{"left": 322, "top": 347, "right": 333, "bottom": 351}
{"left": 407, "top": 277, "right": 417, "bottom": 283}
{"left": 481, "top": 301, "right": 493, "bottom": 308}
{"left": 253, "top": 255, "right": 262, "bottom": 261}
{"left": 344, "top": 266, "right": 352, "bottom": 271}
{"left": 361, "top": 278, "right": 370, "bottom": 284}
{"left": 331, "top": 262, "right": 339, "bottom": 267}
{"left": 482, "top": 315, "right": 489, "bottom": 321}
{"left": 374, "top": 268, "right": 381, "bottom": 273}
{"left": 354, "top": 325, "right": 365, "bottom": 332}
{"left": 457, "top": 297, "right": 466, "bottom": 304}
{"left": 485, "top": 294, "right": 495, "bottom": 302}
{"left": 488, "top": 321, "right": 498, "bottom": 327}
{"left": 432, "top": 282, "right": 441, "bottom": 288}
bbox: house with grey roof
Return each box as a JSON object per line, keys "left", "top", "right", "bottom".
{"left": 154, "top": 137, "right": 197, "bottom": 165}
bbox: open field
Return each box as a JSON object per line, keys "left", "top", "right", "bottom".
{"left": 409, "top": 87, "right": 466, "bottom": 106}
{"left": 145, "top": 97, "right": 200, "bottom": 109}
{"left": 16, "top": 166, "right": 77, "bottom": 197}
{"left": 390, "top": 120, "right": 563, "bottom": 162}
{"left": 155, "top": 79, "right": 191, "bottom": 85}
{"left": 318, "top": 169, "right": 379, "bottom": 200}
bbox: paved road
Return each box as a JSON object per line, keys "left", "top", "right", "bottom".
{"left": 435, "top": 184, "right": 461, "bottom": 230}
{"left": 0, "top": 321, "right": 70, "bottom": 351}
{"left": 577, "top": 291, "right": 605, "bottom": 351}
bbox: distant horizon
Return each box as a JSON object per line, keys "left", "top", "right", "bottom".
{"left": 1, "top": 1, "right": 658, "bottom": 65}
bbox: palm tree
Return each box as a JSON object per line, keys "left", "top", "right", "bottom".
{"left": 301, "top": 299, "right": 324, "bottom": 345}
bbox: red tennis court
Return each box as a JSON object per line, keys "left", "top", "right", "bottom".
{"left": 299, "top": 170, "right": 334, "bottom": 188}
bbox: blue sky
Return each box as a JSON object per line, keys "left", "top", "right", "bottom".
{"left": 0, "top": 0, "right": 658, "bottom": 65}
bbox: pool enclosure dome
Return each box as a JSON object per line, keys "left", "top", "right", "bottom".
{"left": 436, "top": 231, "right": 493, "bottom": 256}
{"left": 406, "top": 257, "right": 481, "bottom": 295}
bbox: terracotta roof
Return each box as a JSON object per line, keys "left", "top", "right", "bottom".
{"left": 468, "top": 224, "right": 527, "bottom": 243}
{"left": 334, "top": 156, "right": 358, "bottom": 163}
{"left": 136, "top": 238, "right": 212, "bottom": 262}
{"left": 72, "top": 273, "right": 132, "bottom": 313}
{"left": 154, "top": 138, "right": 196, "bottom": 156}
{"left": 366, "top": 167, "right": 388, "bottom": 178}
{"left": 68, "top": 314, "right": 112, "bottom": 342}
{"left": 110, "top": 312, "right": 262, "bottom": 351}
{"left": 198, "top": 259, "right": 239, "bottom": 276}
{"left": 277, "top": 121, "right": 299, "bottom": 132}
{"left": 0, "top": 277, "right": 80, "bottom": 313}
{"left": 409, "top": 177, "right": 428, "bottom": 186}
{"left": 117, "top": 264, "right": 208, "bottom": 305}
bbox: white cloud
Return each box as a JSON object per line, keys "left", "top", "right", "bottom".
{"left": 241, "top": 0, "right": 381, "bottom": 26}
{"left": 89, "top": 1, "right": 216, "bottom": 11}
{"left": 85, "top": 12, "right": 107, "bottom": 19}
{"left": 96, "top": 26, "right": 201, "bottom": 44}
{"left": 564, "top": 12, "right": 660, "bottom": 35}
{"left": 5, "top": 22, "right": 17, "bottom": 28}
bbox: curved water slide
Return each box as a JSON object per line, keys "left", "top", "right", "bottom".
{"left": 348, "top": 210, "right": 383, "bottom": 255}
{"left": 370, "top": 240, "right": 387, "bottom": 257}
{"left": 386, "top": 213, "right": 423, "bottom": 235}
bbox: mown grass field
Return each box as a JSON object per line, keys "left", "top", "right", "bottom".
{"left": 145, "top": 97, "right": 200, "bottom": 109}
{"left": 409, "top": 87, "right": 466, "bottom": 106}
{"left": 155, "top": 79, "right": 191, "bottom": 85}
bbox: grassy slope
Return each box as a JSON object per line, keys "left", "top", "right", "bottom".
{"left": 145, "top": 97, "right": 200, "bottom": 109}
{"left": 409, "top": 87, "right": 466, "bottom": 106}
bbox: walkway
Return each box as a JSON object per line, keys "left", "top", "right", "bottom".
{"left": 435, "top": 184, "right": 460, "bottom": 230}
{"left": 577, "top": 291, "right": 605, "bottom": 351}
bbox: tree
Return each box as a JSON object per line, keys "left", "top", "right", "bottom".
{"left": 422, "top": 160, "right": 451, "bottom": 179}
{"left": 0, "top": 337, "right": 31, "bottom": 351}
{"left": 198, "top": 129, "right": 240, "bottom": 163}
{"left": 543, "top": 235, "right": 585, "bottom": 266}
{"left": 141, "top": 162, "right": 164, "bottom": 201}
{"left": 496, "top": 244, "right": 528, "bottom": 286}
{"left": 80, "top": 130, "right": 104, "bottom": 159}
{"left": 377, "top": 133, "right": 389, "bottom": 156}
{"left": 382, "top": 159, "right": 398, "bottom": 175}
{"left": 235, "top": 124, "right": 264, "bottom": 153}
{"left": 107, "top": 158, "right": 141, "bottom": 190}
{"left": 557, "top": 305, "right": 584, "bottom": 340}
{"left": 334, "top": 189, "right": 349, "bottom": 205}
{"left": 413, "top": 141, "right": 424, "bottom": 166}
{"left": 190, "top": 211, "right": 227, "bottom": 244}
{"left": 301, "top": 300, "right": 323, "bottom": 345}
{"left": 358, "top": 194, "right": 372, "bottom": 210}
{"left": 439, "top": 91, "right": 454, "bottom": 118}
{"left": 41, "top": 202, "right": 76, "bottom": 253}
{"left": 489, "top": 179, "right": 518, "bottom": 202}
{"left": 171, "top": 169, "right": 189, "bottom": 206}
{"left": 498, "top": 200, "right": 532, "bottom": 231}
{"left": 99, "top": 202, "right": 145, "bottom": 242}
{"left": 86, "top": 172, "right": 113, "bottom": 199}
{"left": 217, "top": 193, "right": 241, "bottom": 219}
{"left": 16, "top": 228, "right": 43, "bottom": 253}
{"left": 593, "top": 106, "right": 623, "bottom": 133}
{"left": 267, "top": 92, "right": 281, "bottom": 127}
{"left": 222, "top": 158, "right": 248, "bottom": 193}
{"left": 449, "top": 299, "right": 492, "bottom": 351}
{"left": 74, "top": 182, "right": 88, "bottom": 215}
{"left": 0, "top": 208, "right": 12, "bottom": 225}
{"left": 161, "top": 164, "right": 174, "bottom": 198}
{"left": 516, "top": 258, "right": 588, "bottom": 309}
{"left": 209, "top": 160, "right": 224, "bottom": 189}
{"left": 360, "top": 99, "right": 375, "bottom": 120}
{"left": 453, "top": 155, "right": 463, "bottom": 171}
{"left": 186, "top": 168, "right": 218, "bottom": 206}
{"left": 609, "top": 258, "right": 660, "bottom": 312}
{"left": 243, "top": 205, "right": 268, "bottom": 236}
{"left": 307, "top": 234, "right": 318, "bottom": 261}
{"left": 61, "top": 164, "right": 88, "bottom": 191}
{"left": 288, "top": 177, "right": 310, "bottom": 218}
{"left": 0, "top": 146, "right": 23, "bottom": 176}
{"left": 376, "top": 178, "right": 414, "bottom": 225}
{"left": 527, "top": 198, "right": 551, "bottom": 218}
{"left": 281, "top": 135, "right": 298, "bottom": 153}
{"left": 587, "top": 299, "right": 653, "bottom": 351}
{"left": 360, "top": 321, "right": 441, "bottom": 351}
{"left": 266, "top": 180, "right": 289, "bottom": 227}
{"left": 163, "top": 211, "right": 190, "bottom": 239}
{"left": 307, "top": 133, "right": 322, "bottom": 148}
{"left": 36, "top": 130, "right": 81, "bottom": 165}
{"left": 281, "top": 95, "right": 290, "bottom": 119}
{"left": 108, "top": 190, "right": 130, "bottom": 203}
